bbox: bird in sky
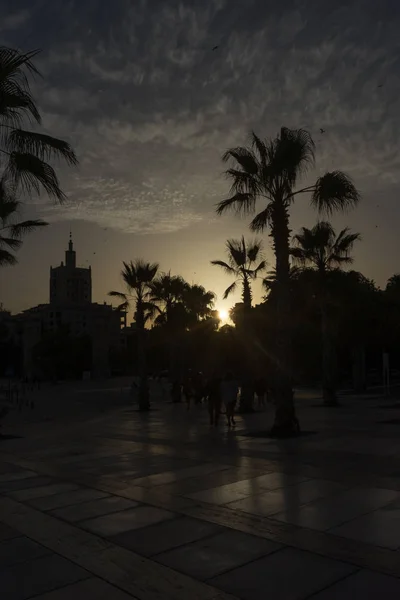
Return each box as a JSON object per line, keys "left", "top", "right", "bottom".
{"left": 378, "top": 84, "right": 383, "bottom": 88}
{"left": 212, "top": 45, "right": 219, "bottom": 51}
{"left": 320, "top": 128, "right": 326, "bottom": 134}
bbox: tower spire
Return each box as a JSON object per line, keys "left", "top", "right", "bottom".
{"left": 68, "top": 229, "right": 73, "bottom": 252}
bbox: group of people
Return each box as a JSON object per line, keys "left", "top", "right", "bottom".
{"left": 156, "top": 370, "right": 272, "bottom": 427}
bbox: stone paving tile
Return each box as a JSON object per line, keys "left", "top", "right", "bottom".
{"left": 131, "top": 463, "right": 231, "bottom": 487}
{"left": 0, "top": 535, "right": 50, "bottom": 567}
{"left": 272, "top": 487, "right": 400, "bottom": 531}
{"left": 27, "top": 577, "right": 136, "bottom": 600}
{"left": 28, "top": 488, "right": 109, "bottom": 511}
{"left": 186, "top": 482, "right": 257, "bottom": 505}
{"left": 80, "top": 505, "right": 177, "bottom": 537}
{"left": 0, "top": 475, "right": 56, "bottom": 493}
{"left": 156, "top": 529, "right": 281, "bottom": 580}
{"left": 0, "top": 470, "right": 38, "bottom": 483}
{"left": 0, "top": 553, "right": 90, "bottom": 600}
{"left": 210, "top": 547, "right": 357, "bottom": 600}
{"left": 0, "top": 496, "right": 237, "bottom": 600}
{"left": 227, "top": 479, "right": 348, "bottom": 517}
{"left": 310, "top": 569, "right": 400, "bottom": 599}
{"left": 182, "top": 501, "right": 400, "bottom": 578}
{"left": 51, "top": 496, "right": 139, "bottom": 523}
{"left": 113, "top": 515, "right": 223, "bottom": 556}
{"left": 0, "top": 522, "right": 20, "bottom": 541}
{"left": 155, "top": 468, "right": 266, "bottom": 496}
{"left": 330, "top": 507, "right": 400, "bottom": 550}
{"left": 8, "top": 483, "right": 80, "bottom": 502}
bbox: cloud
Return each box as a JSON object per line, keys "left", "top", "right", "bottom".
{"left": 0, "top": 8, "right": 31, "bottom": 32}
{"left": 7, "top": 0, "right": 400, "bottom": 235}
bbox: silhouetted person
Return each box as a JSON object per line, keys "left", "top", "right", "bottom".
{"left": 221, "top": 371, "right": 239, "bottom": 427}
{"left": 183, "top": 371, "right": 194, "bottom": 410}
{"left": 205, "top": 373, "right": 222, "bottom": 426}
{"left": 171, "top": 380, "right": 182, "bottom": 403}
{"left": 255, "top": 377, "right": 267, "bottom": 409}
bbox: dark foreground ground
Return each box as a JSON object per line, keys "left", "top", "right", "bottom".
{"left": 1, "top": 379, "right": 400, "bottom": 599}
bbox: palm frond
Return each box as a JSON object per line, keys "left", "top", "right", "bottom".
{"left": 274, "top": 127, "right": 315, "bottom": 187}
{"left": 333, "top": 229, "right": 361, "bottom": 255}
{"left": 108, "top": 291, "right": 128, "bottom": 302}
{"left": 216, "top": 192, "right": 256, "bottom": 216}
{"left": 0, "top": 47, "right": 41, "bottom": 123}
{"left": 0, "top": 236, "right": 22, "bottom": 250}
{"left": 7, "top": 130, "right": 78, "bottom": 165}
{"left": 250, "top": 205, "right": 273, "bottom": 232}
{"left": 0, "top": 248, "right": 17, "bottom": 266}
{"left": 7, "top": 152, "right": 65, "bottom": 201}
{"left": 210, "top": 259, "right": 236, "bottom": 275}
{"left": 222, "top": 147, "right": 258, "bottom": 174}
{"left": 0, "top": 198, "right": 19, "bottom": 222}
{"left": 246, "top": 238, "right": 263, "bottom": 262}
{"left": 311, "top": 171, "right": 360, "bottom": 215}
{"left": 226, "top": 238, "right": 246, "bottom": 267}
{"left": 10, "top": 219, "right": 48, "bottom": 237}
{"left": 252, "top": 259, "right": 267, "bottom": 276}
{"left": 223, "top": 281, "right": 237, "bottom": 299}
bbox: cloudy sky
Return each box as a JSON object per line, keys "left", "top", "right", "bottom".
{"left": 1, "top": 0, "right": 400, "bottom": 315}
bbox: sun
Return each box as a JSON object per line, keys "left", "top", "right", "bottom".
{"left": 218, "top": 309, "right": 229, "bottom": 322}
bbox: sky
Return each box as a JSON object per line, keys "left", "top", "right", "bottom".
{"left": 1, "top": 0, "right": 400, "bottom": 317}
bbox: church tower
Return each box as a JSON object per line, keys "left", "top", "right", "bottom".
{"left": 50, "top": 235, "right": 92, "bottom": 305}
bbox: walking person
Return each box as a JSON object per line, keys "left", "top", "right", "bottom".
{"left": 255, "top": 377, "right": 267, "bottom": 409}
{"left": 221, "top": 371, "right": 239, "bottom": 427}
{"left": 182, "top": 371, "right": 194, "bottom": 411}
{"left": 205, "top": 372, "right": 222, "bottom": 426}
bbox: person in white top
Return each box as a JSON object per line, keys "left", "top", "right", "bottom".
{"left": 221, "top": 371, "right": 239, "bottom": 427}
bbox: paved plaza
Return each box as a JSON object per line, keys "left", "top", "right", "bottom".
{"left": 1, "top": 381, "right": 400, "bottom": 599}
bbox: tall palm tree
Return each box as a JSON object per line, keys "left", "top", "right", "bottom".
{"left": 150, "top": 272, "right": 187, "bottom": 326}
{"left": 211, "top": 236, "right": 266, "bottom": 309}
{"left": 0, "top": 47, "right": 77, "bottom": 201}
{"left": 183, "top": 284, "right": 215, "bottom": 324}
{"left": 217, "top": 128, "right": 360, "bottom": 436}
{"left": 109, "top": 260, "right": 159, "bottom": 410}
{"left": 0, "top": 179, "right": 47, "bottom": 266}
{"left": 291, "top": 221, "right": 361, "bottom": 406}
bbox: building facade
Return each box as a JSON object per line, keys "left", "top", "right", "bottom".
{"left": 50, "top": 234, "right": 92, "bottom": 305}
{"left": 16, "top": 237, "right": 126, "bottom": 379}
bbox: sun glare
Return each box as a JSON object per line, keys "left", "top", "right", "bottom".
{"left": 218, "top": 309, "right": 229, "bottom": 321}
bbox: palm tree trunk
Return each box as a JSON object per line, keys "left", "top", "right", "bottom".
{"left": 242, "top": 274, "right": 252, "bottom": 309}
{"left": 321, "top": 303, "right": 338, "bottom": 406}
{"left": 270, "top": 201, "right": 299, "bottom": 437}
{"left": 136, "top": 303, "right": 150, "bottom": 411}
{"left": 238, "top": 274, "right": 255, "bottom": 413}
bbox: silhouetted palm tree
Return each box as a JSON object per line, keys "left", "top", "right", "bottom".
{"left": 150, "top": 272, "right": 187, "bottom": 325}
{"left": 0, "top": 47, "right": 77, "bottom": 201}
{"left": 0, "top": 179, "right": 47, "bottom": 266}
{"left": 217, "top": 128, "right": 360, "bottom": 436}
{"left": 291, "top": 221, "right": 361, "bottom": 405}
{"left": 109, "top": 260, "right": 159, "bottom": 410}
{"left": 211, "top": 236, "right": 266, "bottom": 309}
{"left": 183, "top": 284, "right": 215, "bottom": 324}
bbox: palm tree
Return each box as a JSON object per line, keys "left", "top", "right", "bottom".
{"left": 150, "top": 272, "right": 187, "bottom": 326}
{"left": 291, "top": 221, "right": 361, "bottom": 406}
{"left": 150, "top": 272, "right": 188, "bottom": 379}
{"left": 211, "top": 236, "right": 266, "bottom": 309}
{"left": 109, "top": 260, "right": 159, "bottom": 410}
{"left": 0, "top": 179, "right": 47, "bottom": 266}
{"left": 0, "top": 47, "right": 77, "bottom": 201}
{"left": 183, "top": 284, "right": 215, "bottom": 324}
{"left": 217, "top": 128, "right": 360, "bottom": 436}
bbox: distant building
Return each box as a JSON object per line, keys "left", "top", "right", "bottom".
{"left": 14, "top": 236, "right": 126, "bottom": 379}
{"left": 50, "top": 233, "right": 92, "bottom": 305}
